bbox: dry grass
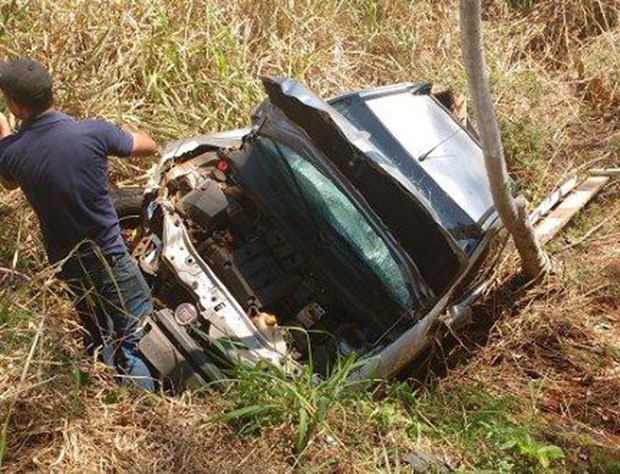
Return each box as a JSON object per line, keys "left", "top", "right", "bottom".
{"left": 0, "top": 0, "right": 619, "bottom": 472}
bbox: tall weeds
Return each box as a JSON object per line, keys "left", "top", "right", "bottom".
{"left": 0, "top": 0, "right": 618, "bottom": 472}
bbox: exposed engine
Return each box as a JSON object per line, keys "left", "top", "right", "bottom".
{"left": 138, "top": 150, "right": 373, "bottom": 374}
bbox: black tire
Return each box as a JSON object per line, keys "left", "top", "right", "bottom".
{"left": 111, "top": 186, "right": 145, "bottom": 218}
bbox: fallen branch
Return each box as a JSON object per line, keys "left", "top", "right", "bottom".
{"left": 588, "top": 168, "right": 620, "bottom": 178}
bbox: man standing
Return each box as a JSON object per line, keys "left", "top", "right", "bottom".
{"left": 0, "top": 58, "right": 158, "bottom": 391}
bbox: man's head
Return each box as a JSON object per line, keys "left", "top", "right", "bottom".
{"left": 0, "top": 58, "right": 54, "bottom": 120}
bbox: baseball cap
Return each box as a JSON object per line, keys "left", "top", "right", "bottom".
{"left": 0, "top": 58, "right": 53, "bottom": 106}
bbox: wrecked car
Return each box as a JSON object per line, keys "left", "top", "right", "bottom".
{"left": 113, "top": 77, "right": 506, "bottom": 390}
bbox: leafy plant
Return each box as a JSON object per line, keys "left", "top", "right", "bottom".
{"left": 215, "top": 354, "right": 368, "bottom": 456}
{"left": 502, "top": 433, "right": 564, "bottom": 469}
{"left": 391, "top": 383, "right": 565, "bottom": 471}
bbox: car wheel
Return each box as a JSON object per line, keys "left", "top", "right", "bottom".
{"left": 111, "top": 186, "right": 145, "bottom": 247}
{"left": 111, "top": 186, "right": 145, "bottom": 218}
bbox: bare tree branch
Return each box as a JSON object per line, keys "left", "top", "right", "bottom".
{"left": 459, "top": 0, "right": 549, "bottom": 279}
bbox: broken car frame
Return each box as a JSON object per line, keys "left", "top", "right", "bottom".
{"left": 122, "top": 77, "right": 609, "bottom": 390}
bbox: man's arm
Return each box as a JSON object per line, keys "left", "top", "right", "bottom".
{"left": 0, "top": 112, "right": 11, "bottom": 139}
{"left": 122, "top": 125, "right": 158, "bottom": 157}
{"left": 0, "top": 113, "right": 18, "bottom": 190}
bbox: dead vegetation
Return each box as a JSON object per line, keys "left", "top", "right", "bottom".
{"left": 0, "top": 0, "right": 618, "bottom": 472}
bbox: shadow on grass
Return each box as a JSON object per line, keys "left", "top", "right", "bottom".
{"left": 399, "top": 272, "right": 535, "bottom": 386}
{"left": 395, "top": 271, "right": 620, "bottom": 472}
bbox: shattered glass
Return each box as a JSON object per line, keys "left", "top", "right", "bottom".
{"left": 269, "top": 140, "right": 412, "bottom": 308}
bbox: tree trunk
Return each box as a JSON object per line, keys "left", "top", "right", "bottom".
{"left": 459, "top": 0, "right": 549, "bottom": 279}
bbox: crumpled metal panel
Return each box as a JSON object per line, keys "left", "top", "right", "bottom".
{"left": 161, "top": 128, "right": 251, "bottom": 161}
{"left": 363, "top": 92, "right": 493, "bottom": 223}
{"left": 260, "top": 76, "right": 464, "bottom": 295}
{"left": 148, "top": 128, "right": 251, "bottom": 194}
{"left": 160, "top": 208, "right": 298, "bottom": 373}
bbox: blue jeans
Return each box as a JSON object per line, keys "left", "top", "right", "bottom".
{"left": 61, "top": 250, "right": 155, "bottom": 391}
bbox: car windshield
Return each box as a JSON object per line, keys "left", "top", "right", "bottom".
{"left": 260, "top": 138, "right": 413, "bottom": 309}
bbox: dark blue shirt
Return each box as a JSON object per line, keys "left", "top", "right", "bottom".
{"left": 0, "top": 111, "right": 134, "bottom": 263}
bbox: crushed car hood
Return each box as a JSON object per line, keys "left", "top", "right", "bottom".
{"left": 260, "top": 76, "right": 469, "bottom": 295}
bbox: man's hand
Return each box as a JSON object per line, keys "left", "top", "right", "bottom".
{"left": 0, "top": 112, "right": 11, "bottom": 139}
{"left": 0, "top": 112, "right": 18, "bottom": 189}
{"left": 122, "top": 125, "right": 158, "bottom": 157}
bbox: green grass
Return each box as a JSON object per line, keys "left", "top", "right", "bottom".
{"left": 214, "top": 357, "right": 568, "bottom": 472}
{"left": 589, "top": 448, "right": 620, "bottom": 474}
{"left": 500, "top": 117, "right": 548, "bottom": 201}
{"left": 0, "top": 303, "right": 37, "bottom": 353}
{"left": 219, "top": 356, "right": 368, "bottom": 457}
{"left": 389, "top": 383, "right": 565, "bottom": 472}
{"left": 548, "top": 431, "right": 620, "bottom": 474}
